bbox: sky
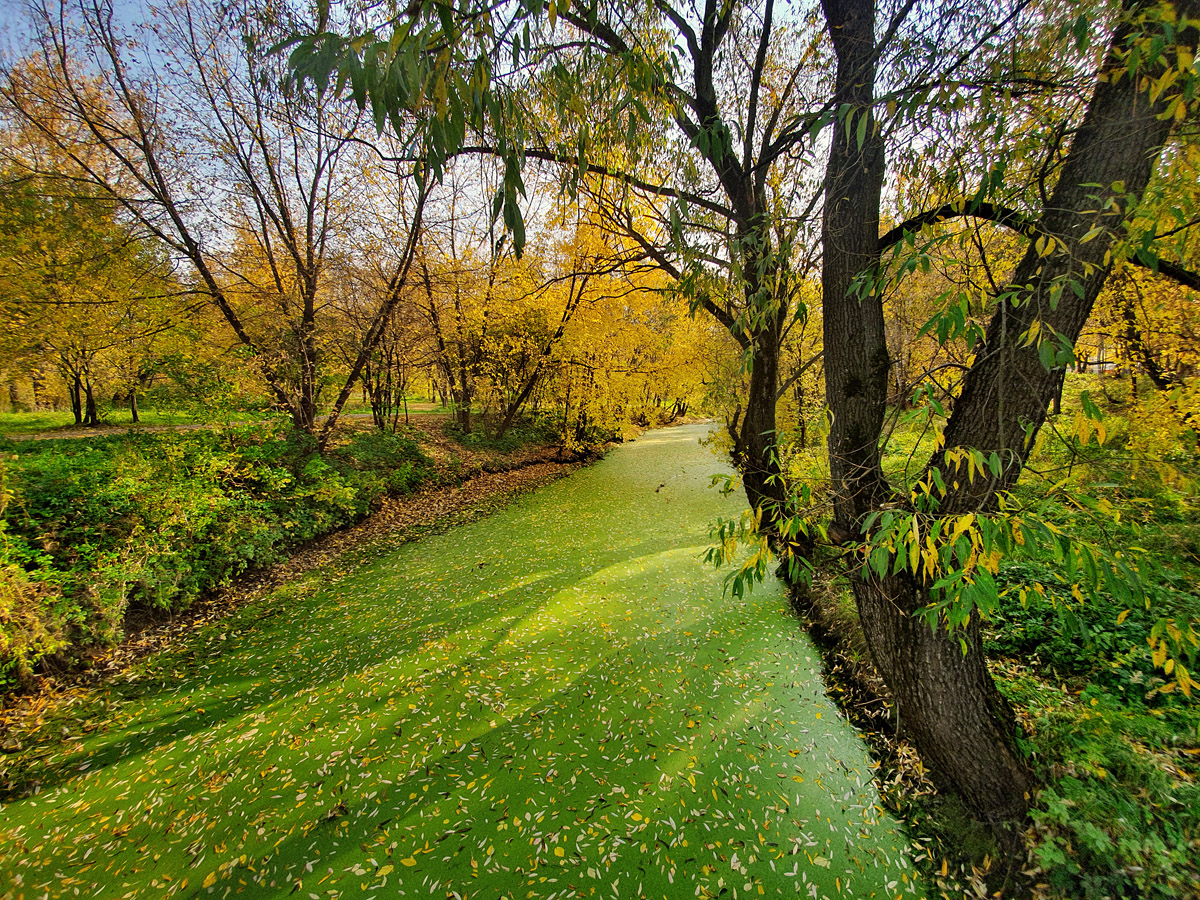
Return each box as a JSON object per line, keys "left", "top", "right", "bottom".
{"left": 0, "top": 0, "right": 33, "bottom": 51}
{"left": 0, "top": 0, "right": 153, "bottom": 55}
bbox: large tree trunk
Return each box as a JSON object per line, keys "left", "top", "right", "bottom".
{"left": 736, "top": 310, "right": 787, "bottom": 519}
{"left": 821, "top": 0, "right": 1199, "bottom": 826}
{"left": 933, "top": 0, "right": 1199, "bottom": 510}
{"left": 820, "top": 0, "right": 1034, "bottom": 826}
{"left": 854, "top": 576, "right": 1031, "bottom": 811}
{"left": 730, "top": 215, "right": 792, "bottom": 529}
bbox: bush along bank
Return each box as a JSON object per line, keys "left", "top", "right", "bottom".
{"left": 0, "top": 424, "right": 440, "bottom": 690}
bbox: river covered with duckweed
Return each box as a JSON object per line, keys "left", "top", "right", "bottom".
{"left": 0, "top": 424, "right": 920, "bottom": 899}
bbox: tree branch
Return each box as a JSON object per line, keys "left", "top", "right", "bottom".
{"left": 879, "top": 201, "right": 1200, "bottom": 293}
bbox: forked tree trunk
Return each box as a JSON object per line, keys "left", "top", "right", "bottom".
{"left": 820, "top": 0, "right": 1199, "bottom": 825}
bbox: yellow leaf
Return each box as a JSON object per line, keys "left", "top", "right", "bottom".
{"left": 554, "top": 847, "right": 565, "bottom": 857}
{"left": 950, "top": 514, "right": 974, "bottom": 544}
{"left": 203, "top": 872, "right": 217, "bottom": 889}
{"left": 400, "top": 857, "right": 417, "bottom": 867}
{"left": 377, "top": 864, "right": 393, "bottom": 877}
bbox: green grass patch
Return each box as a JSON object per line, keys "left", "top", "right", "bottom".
{"left": 0, "top": 406, "right": 201, "bottom": 435}
{"left": 444, "top": 419, "right": 561, "bottom": 454}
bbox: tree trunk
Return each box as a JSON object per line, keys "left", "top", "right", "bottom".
{"left": 1120, "top": 276, "right": 1172, "bottom": 389}
{"left": 456, "top": 380, "right": 473, "bottom": 433}
{"left": 129, "top": 389, "right": 139, "bottom": 424}
{"left": 31, "top": 367, "right": 47, "bottom": 411}
{"left": 854, "top": 576, "right": 1032, "bottom": 809}
{"left": 83, "top": 378, "right": 98, "bottom": 427}
{"left": 819, "top": 0, "right": 1035, "bottom": 826}
{"left": 933, "top": 0, "right": 1199, "bottom": 511}
{"left": 821, "top": 0, "right": 1199, "bottom": 826}
{"left": 736, "top": 312, "right": 787, "bottom": 520}
{"left": 68, "top": 371, "right": 82, "bottom": 426}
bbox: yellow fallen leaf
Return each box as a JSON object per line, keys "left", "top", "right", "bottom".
{"left": 554, "top": 847, "right": 565, "bottom": 857}
{"left": 377, "top": 864, "right": 393, "bottom": 877}
{"left": 203, "top": 872, "right": 216, "bottom": 888}
{"left": 400, "top": 857, "right": 417, "bottom": 867}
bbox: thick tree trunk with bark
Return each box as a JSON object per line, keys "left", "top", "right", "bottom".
{"left": 736, "top": 309, "right": 788, "bottom": 518}
{"left": 820, "top": 0, "right": 1199, "bottom": 826}
{"left": 933, "top": 0, "right": 1199, "bottom": 511}
{"left": 819, "top": 0, "right": 1012, "bottom": 822}
{"left": 820, "top": 0, "right": 1030, "bottom": 823}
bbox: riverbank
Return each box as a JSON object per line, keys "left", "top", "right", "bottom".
{"left": 0, "top": 454, "right": 582, "bottom": 774}
{"left": 0, "top": 417, "right": 581, "bottom": 695}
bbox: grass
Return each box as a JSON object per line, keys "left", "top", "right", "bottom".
{"left": 444, "top": 419, "right": 559, "bottom": 454}
{"left": 0, "top": 406, "right": 201, "bottom": 435}
{"left": 0, "top": 397, "right": 450, "bottom": 437}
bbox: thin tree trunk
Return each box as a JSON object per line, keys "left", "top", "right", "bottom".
{"left": 83, "top": 378, "right": 98, "bottom": 427}
{"left": 68, "top": 370, "right": 82, "bottom": 425}
{"left": 1120, "top": 276, "right": 1172, "bottom": 389}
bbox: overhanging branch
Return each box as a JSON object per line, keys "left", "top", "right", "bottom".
{"left": 879, "top": 201, "right": 1200, "bottom": 293}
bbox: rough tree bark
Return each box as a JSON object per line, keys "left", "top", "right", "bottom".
{"left": 821, "top": 0, "right": 1198, "bottom": 825}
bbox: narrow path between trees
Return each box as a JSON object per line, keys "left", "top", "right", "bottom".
{"left": 0, "top": 425, "right": 918, "bottom": 899}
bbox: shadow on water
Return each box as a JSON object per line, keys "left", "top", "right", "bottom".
{"left": 0, "top": 425, "right": 921, "bottom": 899}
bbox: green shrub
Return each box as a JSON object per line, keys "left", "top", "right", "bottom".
{"left": 990, "top": 559, "right": 1200, "bottom": 703}
{"left": 990, "top": 561, "right": 1200, "bottom": 897}
{"left": 0, "top": 426, "right": 435, "bottom": 686}
{"left": 1021, "top": 693, "right": 1200, "bottom": 899}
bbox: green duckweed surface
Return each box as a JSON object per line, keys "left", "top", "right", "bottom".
{"left": 0, "top": 425, "right": 919, "bottom": 900}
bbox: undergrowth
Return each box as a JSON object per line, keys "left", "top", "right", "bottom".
{"left": 778, "top": 378, "right": 1200, "bottom": 898}
{"left": 0, "top": 424, "right": 435, "bottom": 689}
